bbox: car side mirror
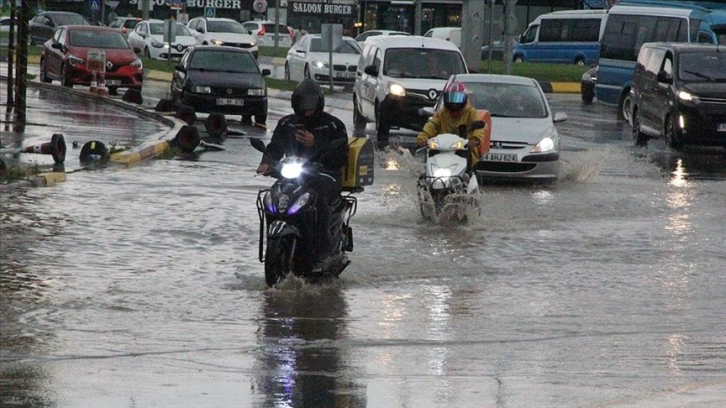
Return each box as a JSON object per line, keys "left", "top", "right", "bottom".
{"left": 250, "top": 137, "right": 266, "bottom": 153}
{"left": 553, "top": 112, "right": 568, "bottom": 123}
{"left": 261, "top": 68, "right": 271, "bottom": 76}
{"left": 51, "top": 42, "right": 63, "bottom": 50}
{"left": 419, "top": 106, "right": 436, "bottom": 117}
{"left": 657, "top": 70, "right": 672, "bottom": 84}
{"left": 133, "top": 47, "right": 142, "bottom": 54}
{"left": 364, "top": 64, "right": 378, "bottom": 76}
{"left": 197, "top": 27, "right": 205, "bottom": 33}
{"left": 174, "top": 64, "right": 185, "bottom": 72}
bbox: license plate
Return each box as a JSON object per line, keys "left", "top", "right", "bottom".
{"left": 336, "top": 72, "right": 355, "bottom": 78}
{"left": 482, "top": 153, "right": 518, "bottom": 162}
{"left": 105, "top": 79, "right": 121, "bottom": 86}
{"left": 217, "top": 98, "right": 244, "bottom": 106}
{"left": 717, "top": 123, "right": 726, "bottom": 132}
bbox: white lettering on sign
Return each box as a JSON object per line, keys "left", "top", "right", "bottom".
{"left": 130, "top": 0, "right": 242, "bottom": 9}
{"left": 291, "top": 2, "right": 352, "bottom": 16}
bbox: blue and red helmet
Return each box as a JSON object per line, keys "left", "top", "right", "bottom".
{"left": 443, "top": 80, "right": 468, "bottom": 113}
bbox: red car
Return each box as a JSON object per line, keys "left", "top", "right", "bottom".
{"left": 39, "top": 25, "right": 143, "bottom": 95}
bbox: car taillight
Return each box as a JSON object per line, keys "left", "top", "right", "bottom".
{"left": 258, "top": 26, "right": 265, "bottom": 36}
{"left": 287, "top": 27, "right": 294, "bottom": 37}
{"left": 122, "top": 27, "right": 126, "bottom": 34}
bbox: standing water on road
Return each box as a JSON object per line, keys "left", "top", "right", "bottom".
{"left": 1, "top": 93, "right": 725, "bottom": 407}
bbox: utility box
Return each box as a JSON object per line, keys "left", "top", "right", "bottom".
{"left": 341, "top": 137, "right": 374, "bottom": 191}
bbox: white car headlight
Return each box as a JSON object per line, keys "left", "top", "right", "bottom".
{"left": 191, "top": 85, "right": 211, "bottom": 94}
{"left": 387, "top": 83, "right": 406, "bottom": 97}
{"left": 248, "top": 88, "right": 265, "bottom": 96}
{"left": 68, "top": 55, "right": 85, "bottom": 66}
{"left": 678, "top": 90, "right": 700, "bottom": 104}
{"left": 312, "top": 60, "right": 327, "bottom": 69}
{"left": 211, "top": 39, "right": 224, "bottom": 46}
{"left": 531, "top": 137, "right": 555, "bottom": 153}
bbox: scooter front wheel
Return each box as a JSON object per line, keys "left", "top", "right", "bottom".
{"left": 264, "top": 236, "right": 296, "bottom": 287}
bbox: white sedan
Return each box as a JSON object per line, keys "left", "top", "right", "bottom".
{"left": 127, "top": 20, "right": 197, "bottom": 61}
{"left": 432, "top": 74, "right": 568, "bottom": 182}
{"left": 284, "top": 34, "right": 361, "bottom": 86}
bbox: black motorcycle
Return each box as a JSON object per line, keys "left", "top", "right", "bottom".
{"left": 251, "top": 138, "right": 358, "bottom": 287}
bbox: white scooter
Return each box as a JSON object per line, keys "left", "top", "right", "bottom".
{"left": 416, "top": 123, "right": 484, "bottom": 221}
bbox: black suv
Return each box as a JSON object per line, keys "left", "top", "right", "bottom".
{"left": 630, "top": 42, "right": 726, "bottom": 150}
{"left": 29, "top": 11, "right": 90, "bottom": 45}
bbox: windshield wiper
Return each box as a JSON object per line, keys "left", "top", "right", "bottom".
{"left": 684, "top": 69, "right": 716, "bottom": 81}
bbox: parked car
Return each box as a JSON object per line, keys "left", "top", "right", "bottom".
{"left": 186, "top": 17, "right": 258, "bottom": 58}
{"left": 433, "top": 74, "right": 567, "bottom": 182}
{"left": 354, "top": 29, "right": 410, "bottom": 43}
{"left": 107, "top": 16, "right": 142, "bottom": 38}
{"left": 581, "top": 65, "right": 597, "bottom": 104}
{"left": 284, "top": 33, "right": 361, "bottom": 85}
{"left": 39, "top": 25, "right": 143, "bottom": 96}
{"left": 241, "top": 20, "right": 293, "bottom": 47}
{"left": 423, "top": 27, "right": 461, "bottom": 48}
{"left": 29, "top": 11, "right": 90, "bottom": 45}
{"left": 127, "top": 20, "right": 196, "bottom": 60}
{"left": 170, "top": 45, "right": 270, "bottom": 125}
{"left": 481, "top": 39, "right": 515, "bottom": 61}
{"left": 1, "top": 16, "right": 14, "bottom": 33}
{"left": 353, "top": 35, "right": 468, "bottom": 148}
{"left": 631, "top": 42, "right": 726, "bottom": 150}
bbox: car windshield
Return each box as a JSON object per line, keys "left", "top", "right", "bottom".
{"left": 679, "top": 52, "right": 726, "bottom": 82}
{"left": 465, "top": 82, "right": 548, "bottom": 118}
{"left": 309, "top": 38, "right": 360, "bottom": 53}
{"left": 383, "top": 48, "right": 466, "bottom": 79}
{"left": 207, "top": 20, "right": 246, "bottom": 34}
{"left": 55, "top": 14, "right": 89, "bottom": 26}
{"left": 150, "top": 22, "right": 191, "bottom": 36}
{"left": 189, "top": 50, "right": 259, "bottom": 73}
{"left": 69, "top": 30, "right": 129, "bottom": 49}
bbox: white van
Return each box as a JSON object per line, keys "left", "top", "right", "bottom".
{"left": 353, "top": 36, "right": 468, "bottom": 149}
{"left": 513, "top": 9, "right": 608, "bottom": 65}
{"left": 423, "top": 27, "right": 461, "bottom": 48}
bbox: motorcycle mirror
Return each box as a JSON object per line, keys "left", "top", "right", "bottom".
{"left": 250, "top": 137, "right": 266, "bottom": 153}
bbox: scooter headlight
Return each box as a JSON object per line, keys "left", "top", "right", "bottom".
{"left": 449, "top": 141, "right": 464, "bottom": 149}
{"left": 433, "top": 166, "right": 452, "bottom": 178}
{"left": 428, "top": 140, "right": 440, "bottom": 149}
{"left": 280, "top": 162, "right": 303, "bottom": 179}
{"left": 287, "top": 192, "right": 310, "bottom": 215}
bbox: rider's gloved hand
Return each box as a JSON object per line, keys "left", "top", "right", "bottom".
{"left": 468, "top": 138, "right": 481, "bottom": 148}
{"left": 418, "top": 138, "right": 428, "bottom": 147}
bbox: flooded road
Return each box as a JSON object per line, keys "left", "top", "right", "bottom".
{"left": 2, "top": 86, "right": 725, "bottom": 407}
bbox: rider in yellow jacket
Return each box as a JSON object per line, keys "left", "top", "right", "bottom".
{"left": 416, "top": 81, "right": 488, "bottom": 169}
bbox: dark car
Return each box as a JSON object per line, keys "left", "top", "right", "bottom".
{"left": 170, "top": 45, "right": 270, "bottom": 124}
{"left": 29, "top": 11, "right": 90, "bottom": 45}
{"left": 631, "top": 42, "right": 726, "bottom": 150}
{"left": 39, "top": 25, "right": 143, "bottom": 95}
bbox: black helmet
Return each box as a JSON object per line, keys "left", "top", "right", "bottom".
{"left": 291, "top": 79, "right": 324, "bottom": 122}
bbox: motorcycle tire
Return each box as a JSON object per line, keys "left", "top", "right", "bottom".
{"left": 264, "top": 236, "right": 296, "bottom": 287}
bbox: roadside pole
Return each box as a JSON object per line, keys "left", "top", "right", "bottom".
{"left": 461, "top": 0, "right": 485, "bottom": 73}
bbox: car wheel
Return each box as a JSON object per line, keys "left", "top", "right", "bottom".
{"left": 108, "top": 87, "right": 119, "bottom": 96}
{"left": 60, "top": 64, "right": 72, "bottom": 88}
{"left": 575, "top": 57, "right": 585, "bottom": 66}
{"left": 513, "top": 55, "right": 524, "bottom": 63}
{"left": 664, "top": 114, "right": 684, "bottom": 151}
{"left": 39, "top": 58, "right": 52, "bottom": 83}
{"left": 304, "top": 64, "right": 311, "bottom": 79}
{"left": 241, "top": 115, "right": 253, "bottom": 125}
{"left": 284, "top": 62, "right": 291, "bottom": 80}
{"left": 618, "top": 91, "right": 632, "bottom": 123}
{"left": 581, "top": 83, "right": 594, "bottom": 105}
{"left": 632, "top": 109, "right": 648, "bottom": 147}
{"left": 255, "top": 114, "right": 267, "bottom": 125}
{"left": 353, "top": 97, "right": 367, "bottom": 132}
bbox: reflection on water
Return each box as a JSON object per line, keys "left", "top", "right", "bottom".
{"left": 253, "top": 284, "right": 366, "bottom": 407}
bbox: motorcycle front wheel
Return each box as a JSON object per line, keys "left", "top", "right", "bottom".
{"left": 264, "top": 236, "right": 296, "bottom": 287}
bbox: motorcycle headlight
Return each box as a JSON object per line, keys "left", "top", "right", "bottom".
{"left": 287, "top": 192, "right": 310, "bottom": 215}
{"left": 191, "top": 85, "right": 211, "bottom": 94}
{"left": 280, "top": 162, "right": 303, "bottom": 179}
{"left": 312, "top": 60, "right": 327, "bottom": 69}
{"left": 531, "top": 137, "right": 554, "bottom": 153}
{"left": 433, "top": 166, "right": 452, "bottom": 178}
{"left": 387, "top": 82, "right": 406, "bottom": 97}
